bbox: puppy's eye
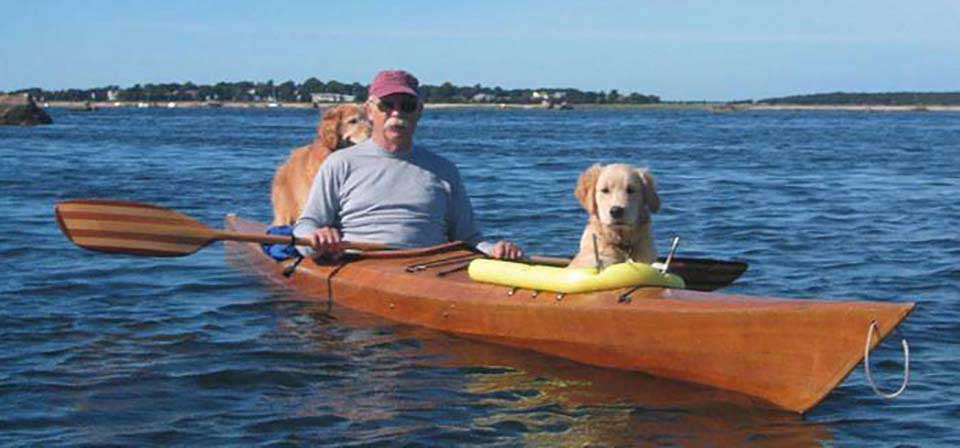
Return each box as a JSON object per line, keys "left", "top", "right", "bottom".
{"left": 347, "top": 118, "right": 358, "bottom": 124}
{"left": 600, "top": 188, "right": 610, "bottom": 194}
{"left": 626, "top": 187, "right": 635, "bottom": 194}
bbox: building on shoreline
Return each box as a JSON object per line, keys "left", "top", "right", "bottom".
{"left": 311, "top": 93, "right": 356, "bottom": 105}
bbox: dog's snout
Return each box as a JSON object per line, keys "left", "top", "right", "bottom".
{"left": 609, "top": 206, "right": 625, "bottom": 219}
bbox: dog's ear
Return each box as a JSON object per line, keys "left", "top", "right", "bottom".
{"left": 318, "top": 107, "right": 342, "bottom": 150}
{"left": 638, "top": 168, "right": 661, "bottom": 213}
{"left": 575, "top": 164, "right": 603, "bottom": 214}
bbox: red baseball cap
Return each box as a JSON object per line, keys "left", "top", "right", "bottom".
{"left": 368, "top": 70, "right": 420, "bottom": 98}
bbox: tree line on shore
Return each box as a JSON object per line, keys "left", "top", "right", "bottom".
{"left": 758, "top": 91, "right": 960, "bottom": 106}
{"left": 10, "top": 80, "right": 958, "bottom": 106}
{"left": 8, "top": 78, "right": 661, "bottom": 105}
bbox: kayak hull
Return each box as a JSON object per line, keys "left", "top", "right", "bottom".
{"left": 225, "top": 215, "right": 914, "bottom": 414}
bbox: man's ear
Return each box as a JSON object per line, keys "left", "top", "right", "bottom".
{"left": 575, "top": 164, "right": 603, "bottom": 215}
{"left": 363, "top": 99, "right": 377, "bottom": 119}
{"left": 638, "top": 168, "right": 660, "bottom": 213}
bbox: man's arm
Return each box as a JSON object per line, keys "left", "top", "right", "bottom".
{"left": 445, "top": 169, "right": 523, "bottom": 260}
{"left": 444, "top": 165, "right": 485, "bottom": 245}
{"left": 293, "top": 161, "right": 344, "bottom": 258}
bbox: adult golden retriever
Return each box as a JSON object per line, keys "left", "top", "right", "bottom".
{"left": 568, "top": 163, "right": 661, "bottom": 268}
{"left": 270, "top": 104, "right": 371, "bottom": 225}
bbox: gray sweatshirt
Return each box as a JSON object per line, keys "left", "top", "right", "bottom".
{"left": 293, "top": 139, "right": 492, "bottom": 256}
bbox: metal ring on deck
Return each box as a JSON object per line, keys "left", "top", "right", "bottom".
{"left": 863, "top": 320, "right": 910, "bottom": 399}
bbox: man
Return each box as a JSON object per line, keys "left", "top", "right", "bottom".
{"left": 294, "top": 69, "right": 522, "bottom": 260}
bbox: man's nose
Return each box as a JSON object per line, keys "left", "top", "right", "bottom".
{"left": 609, "top": 206, "right": 624, "bottom": 219}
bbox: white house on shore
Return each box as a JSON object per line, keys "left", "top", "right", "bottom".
{"left": 472, "top": 93, "right": 496, "bottom": 102}
{"left": 532, "top": 91, "right": 567, "bottom": 108}
{"left": 311, "top": 93, "right": 356, "bottom": 105}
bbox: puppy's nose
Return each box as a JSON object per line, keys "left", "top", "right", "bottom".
{"left": 609, "top": 206, "right": 625, "bottom": 219}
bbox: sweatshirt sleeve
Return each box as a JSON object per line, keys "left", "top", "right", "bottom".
{"left": 293, "top": 159, "right": 343, "bottom": 257}
{"left": 444, "top": 164, "right": 489, "bottom": 251}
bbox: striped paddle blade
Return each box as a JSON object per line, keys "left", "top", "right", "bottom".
{"left": 55, "top": 199, "right": 218, "bottom": 257}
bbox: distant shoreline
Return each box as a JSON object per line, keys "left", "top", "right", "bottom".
{"left": 718, "top": 104, "right": 960, "bottom": 112}
{"left": 43, "top": 100, "right": 960, "bottom": 112}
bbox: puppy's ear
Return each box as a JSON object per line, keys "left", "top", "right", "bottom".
{"left": 318, "top": 107, "right": 341, "bottom": 150}
{"left": 355, "top": 104, "right": 370, "bottom": 125}
{"left": 575, "top": 164, "right": 603, "bottom": 214}
{"left": 638, "top": 168, "right": 661, "bottom": 213}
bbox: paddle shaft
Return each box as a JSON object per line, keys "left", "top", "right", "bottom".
{"left": 253, "top": 230, "right": 570, "bottom": 264}
{"left": 217, "top": 230, "right": 386, "bottom": 251}
{"left": 526, "top": 255, "right": 571, "bottom": 267}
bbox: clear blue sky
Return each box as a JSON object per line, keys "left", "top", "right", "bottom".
{"left": 3, "top": 1, "right": 959, "bottom": 101}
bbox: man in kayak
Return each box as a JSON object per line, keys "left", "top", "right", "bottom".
{"left": 293, "top": 69, "right": 523, "bottom": 260}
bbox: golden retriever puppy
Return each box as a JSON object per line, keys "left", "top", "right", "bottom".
{"left": 271, "top": 104, "right": 371, "bottom": 225}
{"left": 568, "top": 163, "right": 661, "bottom": 268}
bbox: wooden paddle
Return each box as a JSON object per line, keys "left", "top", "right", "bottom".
{"left": 54, "top": 199, "right": 387, "bottom": 257}
{"left": 55, "top": 199, "right": 748, "bottom": 291}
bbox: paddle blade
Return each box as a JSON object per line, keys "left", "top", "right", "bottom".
{"left": 664, "top": 257, "right": 748, "bottom": 291}
{"left": 55, "top": 199, "right": 217, "bottom": 257}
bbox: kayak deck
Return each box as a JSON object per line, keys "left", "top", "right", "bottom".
{"left": 224, "top": 215, "right": 914, "bottom": 414}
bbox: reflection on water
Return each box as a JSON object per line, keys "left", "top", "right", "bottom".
{"left": 280, "top": 300, "right": 833, "bottom": 446}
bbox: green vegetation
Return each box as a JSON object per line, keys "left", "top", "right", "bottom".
{"left": 759, "top": 91, "right": 960, "bottom": 105}
{"left": 13, "top": 78, "right": 660, "bottom": 105}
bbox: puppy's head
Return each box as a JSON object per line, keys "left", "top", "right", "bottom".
{"left": 575, "top": 163, "right": 660, "bottom": 227}
{"left": 318, "top": 104, "right": 372, "bottom": 150}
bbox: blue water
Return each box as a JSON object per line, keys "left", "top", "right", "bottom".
{"left": 2, "top": 107, "right": 958, "bottom": 446}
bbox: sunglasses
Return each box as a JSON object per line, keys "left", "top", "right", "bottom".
{"left": 375, "top": 99, "right": 418, "bottom": 114}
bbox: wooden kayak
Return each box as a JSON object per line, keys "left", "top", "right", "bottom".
{"left": 224, "top": 215, "right": 914, "bottom": 414}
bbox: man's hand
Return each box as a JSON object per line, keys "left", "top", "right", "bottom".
{"left": 309, "top": 226, "right": 344, "bottom": 260}
{"left": 490, "top": 240, "right": 523, "bottom": 260}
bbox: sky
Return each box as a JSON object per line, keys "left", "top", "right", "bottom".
{"left": 2, "top": 1, "right": 959, "bottom": 101}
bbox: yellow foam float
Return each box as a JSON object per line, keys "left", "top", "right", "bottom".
{"left": 468, "top": 259, "right": 686, "bottom": 294}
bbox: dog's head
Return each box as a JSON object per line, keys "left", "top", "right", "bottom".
{"left": 575, "top": 163, "right": 660, "bottom": 227}
{"left": 317, "top": 104, "right": 372, "bottom": 150}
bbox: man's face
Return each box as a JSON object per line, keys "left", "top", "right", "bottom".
{"left": 367, "top": 93, "right": 421, "bottom": 148}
